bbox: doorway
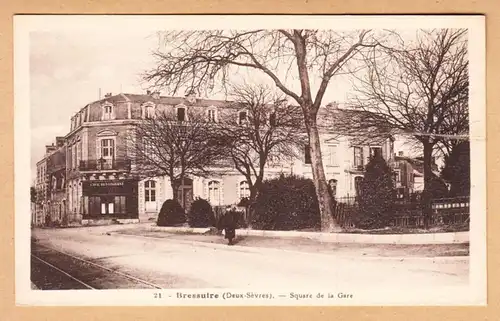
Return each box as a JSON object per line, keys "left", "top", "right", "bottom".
{"left": 175, "top": 177, "right": 193, "bottom": 211}
{"left": 100, "top": 196, "right": 115, "bottom": 214}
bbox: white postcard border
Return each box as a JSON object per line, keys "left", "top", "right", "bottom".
{"left": 14, "top": 14, "right": 487, "bottom": 306}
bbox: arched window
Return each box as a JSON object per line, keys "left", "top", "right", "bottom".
{"left": 145, "top": 180, "right": 156, "bottom": 202}
{"left": 208, "top": 181, "right": 221, "bottom": 205}
{"left": 239, "top": 181, "right": 250, "bottom": 199}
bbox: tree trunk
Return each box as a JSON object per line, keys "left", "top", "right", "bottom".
{"left": 171, "top": 180, "right": 180, "bottom": 204}
{"left": 246, "top": 182, "right": 261, "bottom": 229}
{"left": 422, "top": 141, "right": 434, "bottom": 228}
{"left": 306, "top": 121, "right": 341, "bottom": 232}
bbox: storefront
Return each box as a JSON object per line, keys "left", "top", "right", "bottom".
{"left": 81, "top": 179, "right": 138, "bottom": 219}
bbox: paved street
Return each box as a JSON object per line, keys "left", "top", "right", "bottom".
{"left": 31, "top": 225, "right": 469, "bottom": 290}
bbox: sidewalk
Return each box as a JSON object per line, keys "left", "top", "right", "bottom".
{"left": 111, "top": 224, "right": 469, "bottom": 259}
{"left": 123, "top": 223, "right": 469, "bottom": 245}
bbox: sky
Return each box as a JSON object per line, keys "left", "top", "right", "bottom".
{"left": 29, "top": 29, "right": 416, "bottom": 182}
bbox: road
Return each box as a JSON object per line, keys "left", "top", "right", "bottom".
{"left": 30, "top": 225, "right": 469, "bottom": 290}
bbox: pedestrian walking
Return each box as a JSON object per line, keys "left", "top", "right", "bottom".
{"left": 222, "top": 206, "right": 238, "bottom": 245}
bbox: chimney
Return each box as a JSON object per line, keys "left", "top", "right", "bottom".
{"left": 185, "top": 91, "right": 197, "bottom": 104}
{"left": 104, "top": 92, "right": 112, "bottom": 98}
{"left": 146, "top": 90, "right": 151, "bottom": 95}
{"left": 56, "top": 137, "right": 65, "bottom": 147}
{"left": 398, "top": 151, "right": 404, "bottom": 157}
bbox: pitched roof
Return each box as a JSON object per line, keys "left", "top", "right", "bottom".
{"left": 86, "top": 93, "right": 242, "bottom": 109}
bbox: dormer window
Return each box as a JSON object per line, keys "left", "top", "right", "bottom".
{"left": 102, "top": 103, "right": 115, "bottom": 121}
{"left": 238, "top": 110, "right": 248, "bottom": 124}
{"left": 207, "top": 108, "right": 217, "bottom": 122}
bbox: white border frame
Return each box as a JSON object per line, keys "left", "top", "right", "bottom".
{"left": 14, "top": 14, "right": 486, "bottom": 307}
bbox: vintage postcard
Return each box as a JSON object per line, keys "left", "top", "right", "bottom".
{"left": 14, "top": 14, "right": 486, "bottom": 306}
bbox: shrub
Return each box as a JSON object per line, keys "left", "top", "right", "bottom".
{"left": 188, "top": 198, "right": 216, "bottom": 228}
{"left": 441, "top": 141, "right": 470, "bottom": 197}
{"left": 238, "top": 197, "right": 250, "bottom": 207}
{"left": 428, "top": 174, "right": 449, "bottom": 199}
{"left": 356, "top": 154, "right": 395, "bottom": 229}
{"left": 157, "top": 199, "right": 186, "bottom": 226}
{"left": 252, "top": 174, "right": 320, "bottom": 231}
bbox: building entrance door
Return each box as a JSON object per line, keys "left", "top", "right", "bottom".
{"left": 175, "top": 178, "right": 193, "bottom": 211}
{"left": 100, "top": 196, "right": 114, "bottom": 214}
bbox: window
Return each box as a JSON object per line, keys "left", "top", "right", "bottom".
{"left": 327, "top": 145, "right": 338, "bottom": 166}
{"left": 114, "top": 196, "right": 126, "bottom": 215}
{"left": 145, "top": 180, "right": 156, "bottom": 202}
{"left": 328, "top": 179, "right": 338, "bottom": 198}
{"left": 354, "top": 176, "right": 363, "bottom": 196}
{"left": 177, "top": 107, "right": 186, "bottom": 121}
{"left": 393, "top": 170, "right": 401, "bottom": 183}
{"left": 208, "top": 181, "right": 221, "bottom": 205}
{"left": 144, "top": 139, "right": 155, "bottom": 158}
{"left": 238, "top": 111, "right": 248, "bottom": 124}
{"left": 304, "top": 144, "right": 312, "bottom": 164}
{"left": 100, "top": 196, "right": 114, "bottom": 214}
{"left": 100, "top": 139, "right": 115, "bottom": 161}
{"left": 208, "top": 109, "right": 217, "bottom": 122}
{"left": 77, "top": 141, "right": 82, "bottom": 166}
{"left": 269, "top": 112, "right": 277, "bottom": 127}
{"left": 71, "top": 145, "right": 77, "bottom": 169}
{"left": 145, "top": 105, "right": 155, "bottom": 119}
{"left": 103, "top": 105, "right": 113, "bottom": 120}
{"left": 354, "top": 147, "right": 363, "bottom": 168}
{"left": 66, "top": 146, "right": 71, "bottom": 168}
{"left": 239, "top": 181, "right": 250, "bottom": 199}
{"left": 74, "top": 143, "right": 79, "bottom": 169}
{"left": 370, "top": 146, "right": 382, "bottom": 158}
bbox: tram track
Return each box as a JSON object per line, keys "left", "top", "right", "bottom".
{"left": 31, "top": 242, "right": 163, "bottom": 290}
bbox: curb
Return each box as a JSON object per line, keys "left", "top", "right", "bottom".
{"left": 146, "top": 224, "right": 469, "bottom": 245}
{"left": 110, "top": 232, "right": 469, "bottom": 264}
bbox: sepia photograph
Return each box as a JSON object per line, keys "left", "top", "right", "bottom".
{"left": 14, "top": 15, "right": 486, "bottom": 306}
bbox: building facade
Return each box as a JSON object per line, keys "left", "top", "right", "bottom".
{"left": 392, "top": 151, "right": 442, "bottom": 199}
{"left": 34, "top": 156, "right": 48, "bottom": 226}
{"left": 35, "top": 92, "right": 395, "bottom": 225}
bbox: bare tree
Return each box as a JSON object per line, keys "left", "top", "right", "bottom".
{"left": 218, "top": 84, "right": 305, "bottom": 226}
{"left": 344, "top": 29, "right": 469, "bottom": 226}
{"left": 144, "top": 29, "right": 380, "bottom": 231}
{"left": 129, "top": 110, "right": 227, "bottom": 204}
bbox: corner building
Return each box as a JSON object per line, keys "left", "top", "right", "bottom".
{"left": 40, "top": 92, "right": 395, "bottom": 225}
